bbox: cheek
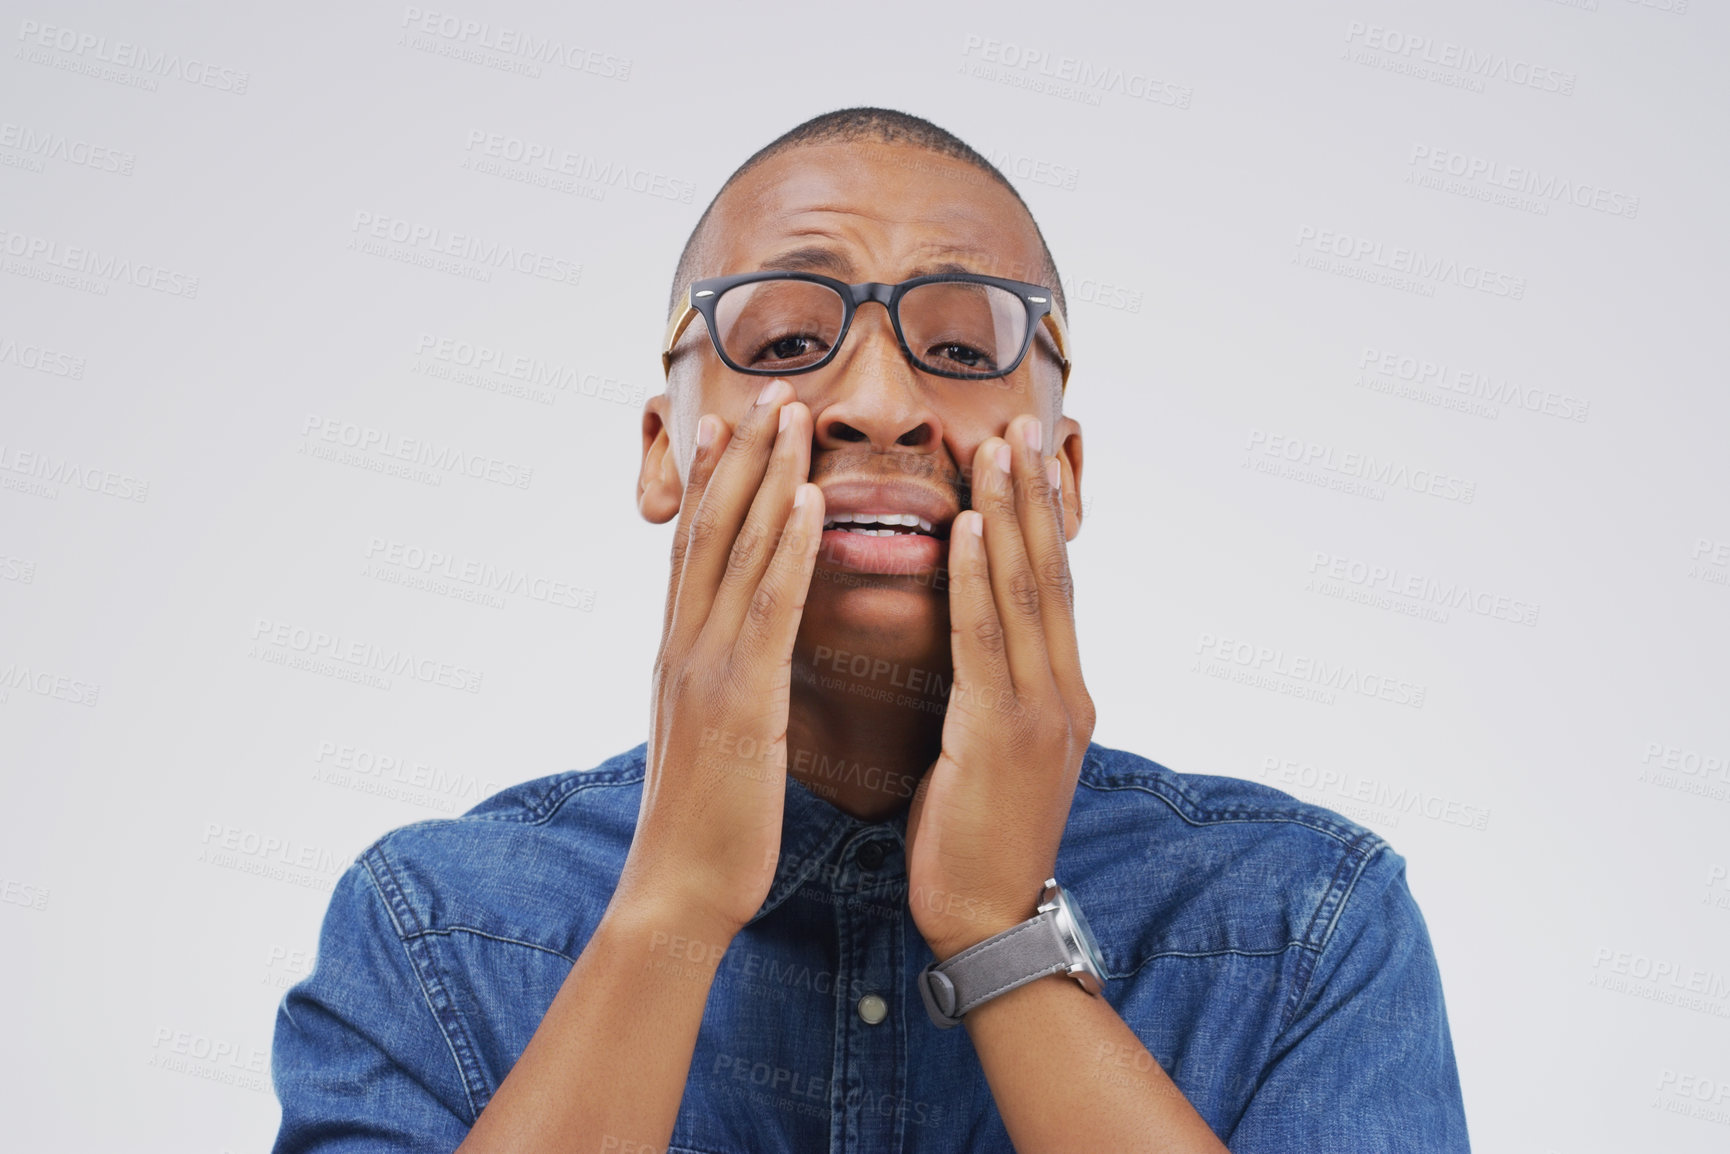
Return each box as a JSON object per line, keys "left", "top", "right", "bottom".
{"left": 679, "top": 373, "right": 756, "bottom": 465}
{"left": 944, "top": 434, "right": 988, "bottom": 482}
{"left": 945, "top": 371, "right": 1046, "bottom": 428}
{"left": 942, "top": 393, "right": 1027, "bottom": 469}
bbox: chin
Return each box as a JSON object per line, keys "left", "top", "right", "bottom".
{"left": 798, "top": 577, "right": 950, "bottom": 671}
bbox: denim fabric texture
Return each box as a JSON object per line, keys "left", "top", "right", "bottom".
{"left": 271, "top": 740, "right": 1470, "bottom": 1152}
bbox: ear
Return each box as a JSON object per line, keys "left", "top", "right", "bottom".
{"left": 1052, "top": 416, "right": 1084, "bottom": 542}
{"left": 637, "top": 393, "right": 683, "bottom": 524}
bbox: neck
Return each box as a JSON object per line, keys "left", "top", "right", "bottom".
{"left": 784, "top": 661, "right": 949, "bottom": 821}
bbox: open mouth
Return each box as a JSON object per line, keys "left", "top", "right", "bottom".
{"left": 821, "top": 512, "right": 942, "bottom": 538}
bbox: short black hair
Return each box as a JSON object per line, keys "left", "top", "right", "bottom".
{"left": 667, "top": 107, "right": 1067, "bottom": 320}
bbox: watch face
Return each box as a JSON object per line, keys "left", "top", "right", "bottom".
{"left": 1058, "top": 886, "right": 1107, "bottom": 976}
{"left": 1044, "top": 885, "right": 1100, "bottom": 996}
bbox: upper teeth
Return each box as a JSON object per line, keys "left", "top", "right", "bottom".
{"left": 824, "top": 512, "right": 934, "bottom": 533}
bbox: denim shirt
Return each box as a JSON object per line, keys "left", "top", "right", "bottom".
{"left": 271, "top": 741, "right": 1470, "bottom": 1152}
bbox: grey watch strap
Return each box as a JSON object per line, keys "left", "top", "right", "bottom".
{"left": 918, "top": 910, "right": 1072, "bottom": 1029}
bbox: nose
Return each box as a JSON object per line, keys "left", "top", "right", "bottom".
{"left": 811, "top": 304, "right": 942, "bottom": 452}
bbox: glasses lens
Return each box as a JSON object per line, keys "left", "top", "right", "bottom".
{"left": 713, "top": 279, "right": 846, "bottom": 374}
{"left": 898, "top": 281, "right": 1030, "bottom": 378}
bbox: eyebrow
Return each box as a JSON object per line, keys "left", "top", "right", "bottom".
{"left": 757, "top": 246, "right": 857, "bottom": 277}
{"left": 908, "top": 259, "right": 982, "bottom": 278}
{"left": 753, "top": 250, "right": 1003, "bottom": 282}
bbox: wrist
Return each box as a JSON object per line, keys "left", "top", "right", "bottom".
{"left": 612, "top": 845, "right": 772, "bottom": 940}
{"left": 603, "top": 878, "right": 747, "bottom": 965}
{"left": 917, "top": 876, "right": 1108, "bottom": 1029}
{"left": 922, "top": 917, "right": 1024, "bottom": 964}
{"left": 915, "top": 891, "right": 1040, "bottom": 962}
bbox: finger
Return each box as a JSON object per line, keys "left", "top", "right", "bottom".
{"left": 669, "top": 379, "right": 794, "bottom": 651}
{"left": 968, "top": 434, "right": 1053, "bottom": 695}
{"left": 945, "top": 508, "right": 1012, "bottom": 717}
{"left": 1006, "top": 414, "right": 1084, "bottom": 694}
{"left": 707, "top": 400, "right": 813, "bottom": 640}
{"left": 731, "top": 481, "right": 825, "bottom": 682}
{"left": 661, "top": 412, "right": 731, "bottom": 644}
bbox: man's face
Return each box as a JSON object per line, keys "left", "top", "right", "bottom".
{"left": 638, "top": 140, "right": 1084, "bottom": 675}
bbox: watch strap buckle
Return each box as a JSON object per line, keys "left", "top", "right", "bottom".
{"left": 918, "top": 962, "right": 963, "bottom": 1029}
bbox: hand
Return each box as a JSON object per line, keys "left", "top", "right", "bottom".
{"left": 905, "top": 413, "right": 1095, "bottom": 961}
{"left": 614, "top": 380, "right": 825, "bottom": 937}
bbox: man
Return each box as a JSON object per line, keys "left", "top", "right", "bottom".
{"left": 272, "top": 108, "right": 1470, "bottom": 1153}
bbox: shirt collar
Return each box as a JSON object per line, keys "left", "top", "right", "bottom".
{"left": 744, "top": 773, "right": 909, "bottom": 927}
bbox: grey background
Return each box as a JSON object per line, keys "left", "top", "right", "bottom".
{"left": 2, "top": 1, "right": 1726, "bottom": 1150}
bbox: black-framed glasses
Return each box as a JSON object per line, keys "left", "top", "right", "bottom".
{"left": 661, "top": 271, "right": 1072, "bottom": 388}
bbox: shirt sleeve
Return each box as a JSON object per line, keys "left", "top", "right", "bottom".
{"left": 271, "top": 853, "right": 476, "bottom": 1153}
{"left": 1223, "top": 846, "right": 1471, "bottom": 1153}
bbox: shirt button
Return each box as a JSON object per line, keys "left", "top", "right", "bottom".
{"left": 857, "top": 841, "right": 887, "bottom": 870}
{"left": 857, "top": 993, "right": 888, "bottom": 1025}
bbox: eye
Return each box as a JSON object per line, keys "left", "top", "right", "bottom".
{"left": 771, "top": 333, "right": 816, "bottom": 361}
{"left": 927, "top": 342, "right": 997, "bottom": 373}
{"left": 750, "top": 332, "right": 830, "bottom": 368}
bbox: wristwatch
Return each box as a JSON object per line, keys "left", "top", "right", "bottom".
{"left": 917, "top": 877, "right": 1107, "bottom": 1029}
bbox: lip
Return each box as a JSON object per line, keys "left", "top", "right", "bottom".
{"left": 814, "top": 478, "right": 956, "bottom": 579}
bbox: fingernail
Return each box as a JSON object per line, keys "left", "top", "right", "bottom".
{"left": 993, "top": 443, "right": 1012, "bottom": 474}
{"left": 779, "top": 404, "right": 793, "bottom": 433}
{"left": 793, "top": 483, "right": 810, "bottom": 510}
{"left": 757, "top": 379, "right": 784, "bottom": 406}
{"left": 1045, "top": 458, "right": 1062, "bottom": 492}
{"left": 1022, "top": 419, "right": 1042, "bottom": 452}
{"left": 964, "top": 511, "right": 983, "bottom": 537}
{"left": 696, "top": 415, "right": 717, "bottom": 448}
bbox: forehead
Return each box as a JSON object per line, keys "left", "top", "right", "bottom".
{"left": 703, "top": 140, "right": 1049, "bottom": 283}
